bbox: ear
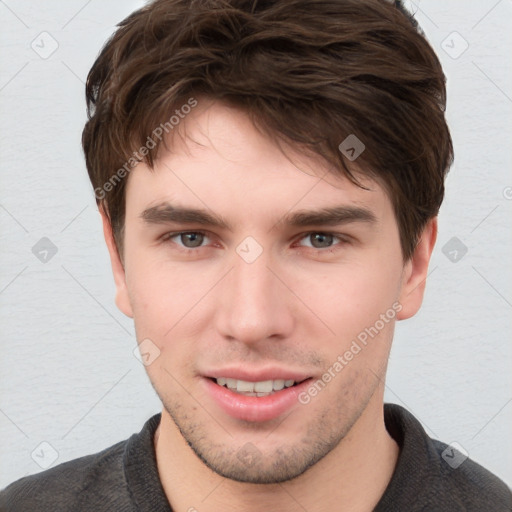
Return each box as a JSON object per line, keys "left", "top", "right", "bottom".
{"left": 100, "top": 207, "right": 133, "bottom": 318}
{"left": 396, "top": 217, "right": 437, "bottom": 320}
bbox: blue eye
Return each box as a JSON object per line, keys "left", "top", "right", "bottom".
{"left": 299, "top": 233, "right": 341, "bottom": 249}
{"left": 162, "top": 231, "right": 346, "bottom": 253}
{"left": 166, "top": 231, "right": 209, "bottom": 248}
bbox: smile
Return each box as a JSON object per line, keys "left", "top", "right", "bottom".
{"left": 204, "top": 376, "right": 312, "bottom": 422}
{"left": 215, "top": 377, "right": 298, "bottom": 397}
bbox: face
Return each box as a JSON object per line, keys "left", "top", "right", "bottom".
{"left": 104, "top": 100, "right": 433, "bottom": 484}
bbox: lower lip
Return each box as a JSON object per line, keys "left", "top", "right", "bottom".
{"left": 203, "top": 377, "right": 312, "bottom": 422}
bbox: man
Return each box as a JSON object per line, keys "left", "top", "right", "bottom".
{"left": 1, "top": 0, "right": 511, "bottom": 510}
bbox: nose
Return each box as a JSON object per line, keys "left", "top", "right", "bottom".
{"left": 215, "top": 249, "right": 295, "bottom": 345}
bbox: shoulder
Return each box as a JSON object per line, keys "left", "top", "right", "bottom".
{"left": 428, "top": 438, "right": 512, "bottom": 510}
{"left": 0, "top": 439, "right": 132, "bottom": 512}
{"left": 381, "top": 403, "right": 512, "bottom": 511}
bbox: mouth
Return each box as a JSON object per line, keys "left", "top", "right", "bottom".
{"left": 203, "top": 375, "right": 313, "bottom": 422}
{"left": 211, "top": 377, "right": 306, "bottom": 397}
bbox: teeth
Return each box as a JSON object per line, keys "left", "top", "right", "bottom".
{"left": 215, "top": 378, "right": 297, "bottom": 394}
{"left": 254, "top": 380, "right": 273, "bottom": 393}
{"left": 236, "top": 380, "right": 254, "bottom": 392}
{"left": 273, "top": 379, "right": 285, "bottom": 390}
{"left": 226, "top": 378, "right": 237, "bottom": 389}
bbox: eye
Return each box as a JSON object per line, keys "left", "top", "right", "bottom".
{"left": 164, "top": 231, "right": 210, "bottom": 248}
{"left": 161, "top": 230, "right": 346, "bottom": 252}
{"left": 297, "top": 232, "right": 343, "bottom": 249}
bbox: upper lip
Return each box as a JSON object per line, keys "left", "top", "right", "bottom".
{"left": 203, "top": 367, "right": 312, "bottom": 383}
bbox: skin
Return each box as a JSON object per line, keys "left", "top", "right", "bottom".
{"left": 102, "top": 99, "right": 437, "bottom": 512}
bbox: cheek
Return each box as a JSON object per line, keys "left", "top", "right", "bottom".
{"left": 125, "top": 253, "right": 216, "bottom": 346}
{"left": 292, "top": 259, "right": 403, "bottom": 342}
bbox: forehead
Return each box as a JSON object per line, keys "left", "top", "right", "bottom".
{"left": 124, "top": 101, "right": 392, "bottom": 225}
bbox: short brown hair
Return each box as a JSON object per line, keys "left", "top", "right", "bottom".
{"left": 82, "top": 0, "right": 453, "bottom": 260}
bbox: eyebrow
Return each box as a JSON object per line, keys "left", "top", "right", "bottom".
{"left": 140, "top": 202, "right": 377, "bottom": 230}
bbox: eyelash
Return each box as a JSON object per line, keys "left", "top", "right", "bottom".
{"left": 160, "top": 230, "right": 349, "bottom": 252}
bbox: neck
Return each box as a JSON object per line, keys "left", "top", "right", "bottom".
{"left": 154, "top": 392, "right": 399, "bottom": 512}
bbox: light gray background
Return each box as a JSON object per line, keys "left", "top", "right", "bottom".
{"left": 1, "top": 0, "right": 511, "bottom": 490}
